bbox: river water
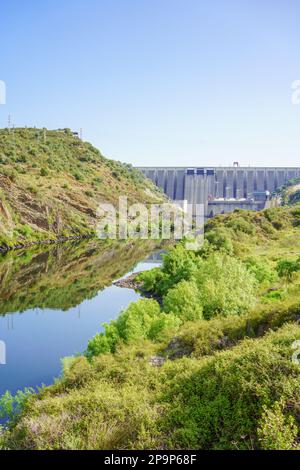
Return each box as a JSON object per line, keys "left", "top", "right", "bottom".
{"left": 0, "top": 240, "right": 162, "bottom": 396}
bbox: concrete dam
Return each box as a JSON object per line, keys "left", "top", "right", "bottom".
{"left": 138, "top": 166, "right": 300, "bottom": 217}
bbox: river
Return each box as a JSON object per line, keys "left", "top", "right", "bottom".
{"left": 0, "top": 239, "right": 162, "bottom": 396}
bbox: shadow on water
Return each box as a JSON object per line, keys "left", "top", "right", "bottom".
{"left": 0, "top": 239, "right": 163, "bottom": 395}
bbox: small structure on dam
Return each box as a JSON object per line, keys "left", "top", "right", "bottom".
{"left": 138, "top": 166, "right": 300, "bottom": 217}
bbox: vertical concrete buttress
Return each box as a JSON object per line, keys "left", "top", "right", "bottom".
{"left": 138, "top": 166, "right": 300, "bottom": 216}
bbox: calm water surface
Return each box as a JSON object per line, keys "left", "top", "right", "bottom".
{"left": 0, "top": 240, "right": 162, "bottom": 396}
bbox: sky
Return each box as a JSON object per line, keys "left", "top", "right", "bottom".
{"left": 1, "top": 0, "right": 300, "bottom": 167}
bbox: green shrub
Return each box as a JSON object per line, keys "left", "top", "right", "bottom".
{"left": 205, "top": 227, "right": 234, "bottom": 254}
{"left": 195, "top": 253, "right": 257, "bottom": 319}
{"left": 227, "top": 216, "right": 255, "bottom": 235}
{"left": 40, "top": 167, "right": 49, "bottom": 176}
{"left": 257, "top": 400, "right": 300, "bottom": 450}
{"left": 0, "top": 388, "right": 34, "bottom": 422}
{"left": 141, "top": 245, "right": 199, "bottom": 297}
{"left": 276, "top": 258, "right": 300, "bottom": 282}
{"left": 138, "top": 268, "right": 165, "bottom": 293}
{"left": 16, "top": 224, "right": 34, "bottom": 238}
{"left": 244, "top": 256, "right": 276, "bottom": 284}
{"left": 86, "top": 299, "right": 180, "bottom": 359}
{"left": 159, "top": 324, "right": 300, "bottom": 450}
{"left": 93, "top": 176, "right": 103, "bottom": 184}
{"left": 16, "top": 154, "right": 27, "bottom": 163}
{"left": 27, "top": 185, "right": 38, "bottom": 195}
{"left": 141, "top": 249, "right": 256, "bottom": 320}
{"left": 73, "top": 172, "right": 82, "bottom": 181}
{"left": 2, "top": 168, "right": 17, "bottom": 182}
{"left": 163, "top": 280, "right": 203, "bottom": 322}
{"left": 176, "top": 299, "right": 300, "bottom": 358}
{"left": 263, "top": 289, "right": 284, "bottom": 301}
{"left": 162, "top": 244, "right": 198, "bottom": 282}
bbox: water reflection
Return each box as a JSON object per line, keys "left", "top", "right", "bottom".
{"left": 0, "top": 239, "right": 162, "bottom": 395}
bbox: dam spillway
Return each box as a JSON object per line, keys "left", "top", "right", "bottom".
{"left": 138, "top": 166, "right": 300, "bottom": 217}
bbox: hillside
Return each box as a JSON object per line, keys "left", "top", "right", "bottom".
{"left": 2, "top": 204, "right": 300, "bottom": 450}
{"left": 282, "top": 181, "right": 300, "bottom": 206}
{"left": 0, "top": 128, "right": 163, "bottom": 249}
{"left": 272, "top": 177, "right": 300, "bottom": 206}
{"left": 0, "top": 239, "right": 163, "bottom": 316}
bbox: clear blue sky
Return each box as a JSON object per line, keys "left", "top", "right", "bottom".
{"left": 1, "top": 0, "right": 300, "bottom": 167}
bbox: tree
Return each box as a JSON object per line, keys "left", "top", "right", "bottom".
{"left": 163, "top": 280, "right": 203, "bottom": 322}
{"left": 276, "top": 259, "right": 300, "bottom": 283}
{"left": 195, "top": 253, "right": 257, "bottom": 319}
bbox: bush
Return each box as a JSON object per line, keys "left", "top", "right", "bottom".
{"left": 276, "top": 258, "right": 300, "bottom": 283}
{"left": 0, "top": 388, "right": 34, "bottom": 422}
{"left": 257, "top": 400, "right": 300, "bottom": 450}
{"left": 163, "top": 280, "right": 203, "bottom": 322}
{"left": 2, "top": 168, "right": 17, "bottom": 181}
{"left": 137, "top": 268, "right": 164, "bottom": 293}
{"left": 159, "top": 324, "right": 300, "bottom": 450}
{"left": 195, "top": 253, "right": 257, "bottom": 319}
{"left": 16, "top": 224, "right": 34, "bottom": 238}
{"left": 205, "top": 227, "right": 234, "bottom": 254}
{"left": 176, "top": 299, "right": 300, "bottom": 358}
{"left": 244, "top": 257, "right": 276, "bottom": 284}
{"left": 86, "top": 299, "right": 180, "bottom": 359}
{"left": 141, "top": 245, "right": 199, "bottom": 297}
{"left": 141, "top": 249, "right": 257, "bottom": 320}
{"left": 227, "top": 216, "right": 255, "bottom": 235}
{"left": 289, "top": 191, "right": 300, "bottom": 206}
{"left": 40, "top": 167, "right": 49, "bottom": 176}
{"left": 162, "top": 244, "right": 198, "bottom": 282}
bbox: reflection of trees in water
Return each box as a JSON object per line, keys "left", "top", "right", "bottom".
{"left": 0, "top": 239, "right": 160, "bottom": 316}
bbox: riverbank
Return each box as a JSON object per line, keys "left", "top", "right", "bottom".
{"left": 113, "top": 272, "right": 143, "bottom": 290}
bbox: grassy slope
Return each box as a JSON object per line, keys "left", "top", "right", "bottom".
{"left": 0, "top": 128, "right": 163, "bottom": 248}
{"left": 2, "top": 207, "right": 300, "bottom": 450}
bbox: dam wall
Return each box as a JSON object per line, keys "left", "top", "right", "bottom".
{"left": 138, "top": 166, "right": 300, "bottom": 217}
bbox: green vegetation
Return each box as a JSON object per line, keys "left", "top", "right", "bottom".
{"left": 1, "top": 205, "right": 300, "bottom": 450}
{"left": 276, "top": 258, "right": 300, "bottom": 283}
{"left": 0, "top": 128, "right": 163, "bottom": 249}
{"left": 86, "top": 299, "right": 181, "bottom": 359}
{"left": 163, "top": 280, "right": 203, "bottom": 322}
{"left": 0, "top": 389, "right": 34, "bottom": 423}
{"left": 140, "top": 249, "right": 256, "bottom": 318}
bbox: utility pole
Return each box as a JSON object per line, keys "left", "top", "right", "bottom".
{"left": 8, "top": 113, "right": 11, "bottom": 131}
{"left": 80, "top": 128, "right": 83, "bottom": 140}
